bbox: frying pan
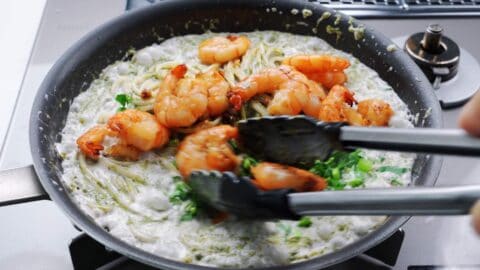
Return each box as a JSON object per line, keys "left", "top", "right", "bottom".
{"left": 0, "top": 0, "right": 443, "bottom": 269}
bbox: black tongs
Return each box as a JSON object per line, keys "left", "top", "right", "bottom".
{"left": 189, "top": 116, "right": 480, "bottom": 219}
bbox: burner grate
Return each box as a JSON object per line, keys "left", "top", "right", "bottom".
{"left": 69, "top": 230, "right": 404, "bottom": 270}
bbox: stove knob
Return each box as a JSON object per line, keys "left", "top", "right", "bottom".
{"left": 405, "top": 24, "right": 460, "bottom": 89}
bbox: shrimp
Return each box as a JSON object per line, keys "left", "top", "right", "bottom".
{"left": 357, "top": 99, "right": 393, "bottom": 126}
{"left": 229, "top": 65, "right": 326, "bottom": 117}
{"left": 104, "top": 144, "right": 142, "bottom": 161}
{"left": 318, "top": 86, "right": 393, "bottom": 126}
{"left": 198, "top": 35, "right": 251, "bottom": 65}
{"left": 318, "top": 85, "right": 357, "bottom": 123}
{"left": 251, "top": 162, "right": 327, "bottom": 192}
{"left": 196, "top": 67, "right": 230, "bottom": 117}
{"left": 282, "top": 54, "right": 350, "bottom": 89}
{"left": 154, "top": 65, "right": 209, "bottom": 128}
{"left": 304, "top": 71, "right": 347, "bottom": 90}
{"left": 282, "top": 54, "right": 350, "bottom": 73}
{"left": 107, "top": 109, "right": 170, "bottom": 151}
{"left": 76, "top": 125, "right": 110, "bottom": 160}
{"left": 77, "top": 109, "right": 169, "bottom": 160}
{"left": 176, "top": 125, "right": 240, "bottom": 178}
{"left": 77, "top": 126, "right": 141, "bottom": 160}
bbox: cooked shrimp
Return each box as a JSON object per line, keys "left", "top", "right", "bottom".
{"left": 176, "top": 125, "right": 240, "bottom": 177}
{"left": 196, "top": 67, "right": 230, "bottom": 117}
{"left": 251, "top": 162, "right": 327, "bottom": 192}
{"left": 76, "top": 125, "right": 110, "bottom": 160}
{"left": 357, "top": 99, "right": 393, "bottom": 126}
{"left": 77, "top": 109, "right": 169, "bottom": 160}
{"left": 104, "top": 144, "right": 142, "bottom": 161}
{"left": 304, "top": 71, "right": 347, "bottom": 90}
{"left": 283, "top": 54, "right": 350, "bottom": 89}
{"left": 318, "top": 85, "right": 357, "bottom": 123}
{"left": 107, "top": 109, "right": 170, "bottom": 151}
{"left": 198, "top": 35, "right": 251, "bottom": 65}
{"left": 282, "top": 54, "right": 350, "bottom": 73}
{"left": 229, "top": 65, "right": 326, "bottom": 117}
{"left": 318, "top": 86, "right": 393, "bottom": 126}
{"left": 154, "top": 65, "right": 208, "bottom": 128}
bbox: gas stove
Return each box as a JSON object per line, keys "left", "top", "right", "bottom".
{"left": 1, "top": 1, "right": 480, "bottom": 269}
{"left": 69, "top": 231, "right": 404, "bottom": 269}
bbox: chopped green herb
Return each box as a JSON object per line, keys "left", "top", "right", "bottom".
{"left": 348, "top": 178, "right": 364, "bottom": 188}
{"left": 297, "top": 217, "right": 312, "bottom": 228}
{"left": 115, "top": 93, "right": 132, "bottom": 111}
{"left": 169, "top": 180, "right": 191, "bottom": 204}
{"left": 309, "top": 150, "right": 363, "bottom": 190}
{"left": 180, "top": 201, "right": 198, "bottom": 221}
{"left": 357, "top": 158, "right": 373, "bottom": 173}
{"left": 331, "top": 167, "right": 341, "bottom": 180}
{"left": 239, "top": 155, "right": 259, "bottom": 177}
{"left": 228, "top": 139, "right": 239, "bottom": 153}
{"left": 390, "top": 179, "right": 403, "bottom": 186}
{"left": 378, "top": 166, "right": 408, "bottom": 175}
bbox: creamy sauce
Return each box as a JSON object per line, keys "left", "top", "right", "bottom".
{"left": 57, "top": 31, "right": 415, "bottom": 268}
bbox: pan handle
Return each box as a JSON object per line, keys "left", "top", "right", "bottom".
{"left": 0, "top": 165, "right": 49, "bottom": 206}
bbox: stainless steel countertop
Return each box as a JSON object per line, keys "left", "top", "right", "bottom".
{"left": 0, "top": 0, "right": 479, "bottom": 269}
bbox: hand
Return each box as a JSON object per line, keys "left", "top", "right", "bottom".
{"left": 459, "top": 90, "right": 480, "bottom": 234}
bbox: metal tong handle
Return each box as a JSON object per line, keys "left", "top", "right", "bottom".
{"left": 341, "top": 126, "right": 480, "bottom": 156}
{"left": 289, "top": 185, "right": 480, "bottom": 216}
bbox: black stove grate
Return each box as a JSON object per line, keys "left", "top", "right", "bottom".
{"left": 126, "top": 0, "right": 480, "bottom": 17}
{"left": 69, "top": 230, "right": 404, "bottom": 270}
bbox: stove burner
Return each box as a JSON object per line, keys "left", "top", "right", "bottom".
{"left": 405, "top": 24, "right": 460, "bottom": 88}
{"left": 395, "top": 30, "right": 480, "bottom": 109}
{"left": 69, "top": 230, "right": 404, "bottom": 270}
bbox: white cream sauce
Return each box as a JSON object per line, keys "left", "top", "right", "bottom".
{"left": 57, "top": 31, "right": 415, "bottom": 268}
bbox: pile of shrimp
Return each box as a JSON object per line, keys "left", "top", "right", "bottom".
{"left": 77, "top": 34, "right": 394, "bottom": 194}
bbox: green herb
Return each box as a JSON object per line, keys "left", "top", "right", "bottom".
{"left": 309, "top": 150, "right": 363, "bottom": 190}
{"left": 180, "top": 201, "right": 198, "bottom": 221}
{"left": 115, "top": 93, "right": 132, "bottom": 111}
{"left": 228, "top": 139, "right": 239, "bottom": 153}
{"left": 239, "top": 155, "right": 259, "bottom": 177}
{"left": 378, "top": 166, "right": 408, "bottom": 175}
{"left": 390, "top": 179, "right": 403, "bottom": 186}
{"left": 297, "top": 217, "right": 312, "bottom": 228}
{"left": 357, "top": 158, "right": 373, "bottom": 173}
{"left": 169, "top": 179, "right": 191, "bottom": 204}
{"left": 331, "top": 167, "right": 341, "bottom": 180}
{"left": 348, "top": 178, "right": 364, "bottom": 188}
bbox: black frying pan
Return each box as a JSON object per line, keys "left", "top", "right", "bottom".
{"left": 0, "top": 0, "right": 443, "bottom": 269}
